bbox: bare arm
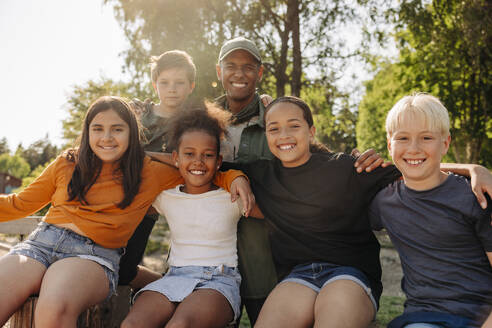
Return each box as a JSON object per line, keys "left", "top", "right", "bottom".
{"left": 230, "top": 177, "right": 255, "bottom": 217}
{"left": 441, "top": 163, "right": 492, "bottom": 209}
{"left": 351, "top": 148, "right": 392, "bottom": 173}
{"left": 249, "top": 204, "right": 264, "bottom": 219}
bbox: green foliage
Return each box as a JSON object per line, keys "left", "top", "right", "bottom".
{"left": 304, "top": 80, "right": 357, "bottom": 153}
{"left": 144, "top": 239, "right": 169, "bottom": 256}
{"left": 104, "top": 0, "right": 229, "bottom": 100}
{"left": 375, "top": 296, "right": 405, "bottom": 327}
{"left": 16, "top": 136, "right": 58, "bottom": 171}
{"left": 358, "top": 0, "right": 491, "bottom": 165}
{"left": 239, "top": 308, "right": 251, "bottom": 327}
{"left": 0, "top": 153, "right": 31, "bottom": 179}
{"left": 62, "top": 78, "right": 139, "bottom": 146}
{"left": 356, "top": 63, "right": 408, "bottom": 159}
{"left": 104, "top": 0, "right": 369, "bottom": 99}
{"left": 0, "top": 137, "right": 9, "bottom": 155}
{"left": 19, "top": 162, "right": 51, "bottom": 190}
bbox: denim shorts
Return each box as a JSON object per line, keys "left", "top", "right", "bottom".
{"left": 281, "top": 262, "right": 378, "bottom": 312}
{"left": 135, "top": 265, "right": 242, "bottom": 320}
{"left": 7, "top": 222, "right": 123, "bottom": 299}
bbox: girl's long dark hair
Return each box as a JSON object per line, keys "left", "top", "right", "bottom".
{"left": 264, "top": 96, "right": 331, "bottom": 153}
{"left": 67, "top": 96, "right": 145, "bottom": 209}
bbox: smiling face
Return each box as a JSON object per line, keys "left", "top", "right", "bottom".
{"left": 388, "top": 113, "right": 450, "bottom": 190}
{"left": 153, "top": 67, "right": 195, "bottom": 114}
{"left": 216, "top": 50, "right": 263, "bottom": 113}
{"left": 88, "top": 109, "right": 130, "bottom": 163}
{"left": 172, "top": 130, "right": 222, "bottom": 194}
{"left": 265, "top": 102, "right": 315, "bottom": 168}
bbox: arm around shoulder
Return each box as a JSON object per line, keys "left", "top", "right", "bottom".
{"left": 441, "top": 163, "right": 492, "bottom": 209}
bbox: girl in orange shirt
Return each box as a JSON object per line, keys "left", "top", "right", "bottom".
{"left": 0, "top": 96, "right": 249, "bottom": 327}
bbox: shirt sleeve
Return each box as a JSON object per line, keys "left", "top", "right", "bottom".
{"left": 151, "top": 159, "right": 247, "bottom": 193}
{"left": 0, "top": 156, "right": 60, "bottom": 221}
{"left": 152, "top": 161, "right": 185, "bottom": 191}
{"left": 472, "top": 198, "right": 492, "bottom": 252}
{"left": 213, "top": 170, "right": 248, "bottom": 193}
{"left": 368, "top": 193, "right": 384, "bottom": 231}
{"left": 356, "top": 163, "right": 402, "bottom": 198}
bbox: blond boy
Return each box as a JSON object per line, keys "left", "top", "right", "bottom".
{"left": 369, "top": 93, "right": 492, "bottom": 328}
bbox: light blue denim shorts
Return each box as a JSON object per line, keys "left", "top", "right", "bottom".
{"left": 281, "top": 262, "right": 378, "bottom": 313}
{"left": 7, "top": 222, "right": 123, "bottom": 299}
{"left": 135, "top": 265, "right": 242, "bottom": 320}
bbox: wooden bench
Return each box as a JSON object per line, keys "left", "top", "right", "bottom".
{"left": 0, "top": 217, "right": 131, "bottom": 328}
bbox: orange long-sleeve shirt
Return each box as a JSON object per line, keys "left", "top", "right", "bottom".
{"left": 0, "top": 155, "right": 243, "bottom": 248}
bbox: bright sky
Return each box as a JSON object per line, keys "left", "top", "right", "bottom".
{"left": 0, "top": 0, "right": 128, "bottom": 151}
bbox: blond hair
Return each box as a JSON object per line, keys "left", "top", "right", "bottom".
{"left": 386, "top": 93, "right": 450, "bottom": 138}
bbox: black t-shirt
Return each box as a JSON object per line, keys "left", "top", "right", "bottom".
{"left": 226, "top": 152, "right": 401, "bottom": 297}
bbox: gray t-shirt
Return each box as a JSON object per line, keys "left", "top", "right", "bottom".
{"left": 369, "top": 174, "right": 492, "bottom": 324}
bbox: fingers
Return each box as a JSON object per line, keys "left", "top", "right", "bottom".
{"left": 242, "top": 193, "right": 255, "bottom": 218}
{"left": 354, "top": 149, "right": 376, "bottom": 169}
{"left": 382, "top": 160, "right": 393, "bottom": 168}
{"left": 472, "top": 186, "right": 488, "bottom": 210}
{"left": 229, "top": 177, "right": 255, "bottom": 217}
{"left": 364, "top": 157, "right": 384, "bottom": 173}
{"left": 260, "top": 94, "right": 273, "bottom": 107}
{"left": 355, "top": 151, "right": 382, "bottom": 173}
{"left": 351, "top": 148, "right": 361, "bottom": 158}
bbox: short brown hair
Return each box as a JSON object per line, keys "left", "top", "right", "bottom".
{"left": 150, "top": 50, "right": 196, "bottom": 83}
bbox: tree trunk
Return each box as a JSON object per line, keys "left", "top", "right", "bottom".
{"left": 288, "top": 0, "right": 302, "bottom": 96}
{"left": 275, "top": 28, "right": 289, "bottom": 97}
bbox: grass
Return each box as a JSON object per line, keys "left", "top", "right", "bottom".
{"left": 374, "top": 295, "right": 405, "bottom": 326}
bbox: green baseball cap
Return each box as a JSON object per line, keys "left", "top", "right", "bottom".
{"left": 218, "top": 37, "right": 262, "bottom": 63}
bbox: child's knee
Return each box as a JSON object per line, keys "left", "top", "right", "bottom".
{"left": 121, "top": 316, "right": 145, "bottom": 328}
{"left": 166, "top": 316, "right": 194, "bottom": 328}
{"left": 34, "top": 298, "right": 73, "bottom": 328}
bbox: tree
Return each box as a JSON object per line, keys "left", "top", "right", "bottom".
{"left": 62, "top": 78, "right": 137, "bottom": 145}
{"left": 303, "top": 79, "right": 357, "bottom": 153}
{"left": 357, "top": 0, "right": 491, "bottom": 165}
{"left": 0, "top": 153, "right": 31, "bottom": 179}
{"left": 17, "top": 135, "right": 59, "bottom": 171}
{"left": 394, "top": 0, "right": 491, "bottom": 164}
{"left": 0, "top": 137, "right": 10, "bottom": 155}
{"left": 356, "top": 63, "right": 408, "bottom": 159}
{"left": 104, "top": 0, "right": 366, "bottom": 98}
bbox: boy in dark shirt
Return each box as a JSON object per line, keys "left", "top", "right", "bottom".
{"left": 369, "top": 93, "right": 492, "bottom": 328}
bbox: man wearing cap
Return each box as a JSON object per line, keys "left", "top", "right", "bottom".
{"left": 216, "top": 36, "right": 278, "bottom": 325}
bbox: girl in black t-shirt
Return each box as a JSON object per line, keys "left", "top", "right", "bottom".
{"left": 247, "top": 96, "right": 393, "bottom": 328}
{"left": 247, "top": 97, "right": 490, "bottom": 328}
